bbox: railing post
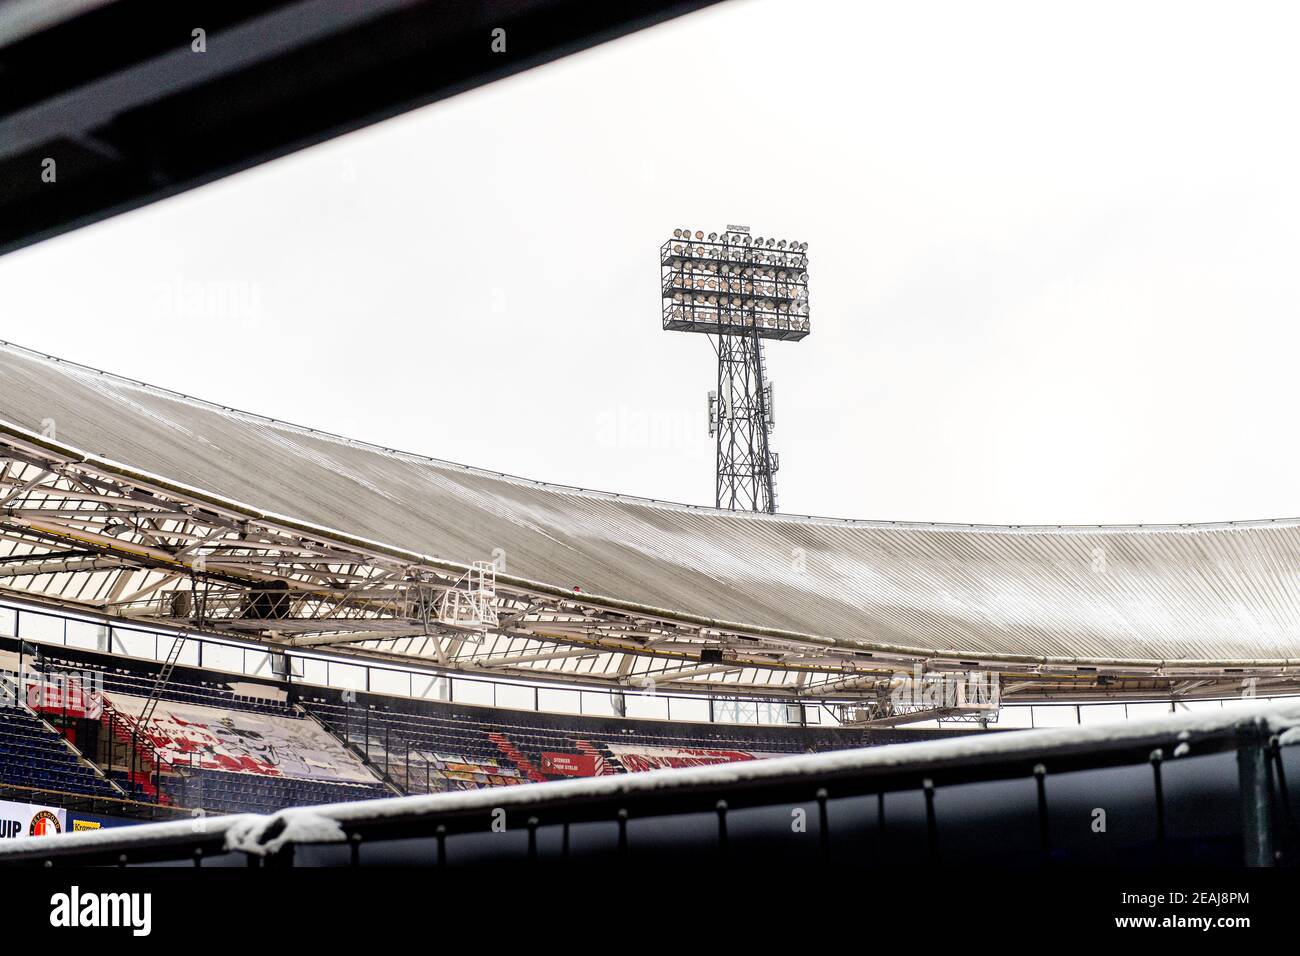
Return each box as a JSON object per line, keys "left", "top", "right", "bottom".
{"left": 1238, "top": 725, "right": 1276, "bottom": 867}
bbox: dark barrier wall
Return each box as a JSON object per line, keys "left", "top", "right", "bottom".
{"left": 276, "top": 748, "right": 1285, "bottom": 868}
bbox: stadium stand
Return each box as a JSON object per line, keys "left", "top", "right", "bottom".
{"left": 38, "top": 650, "right": 293, "bottom": 716}
{"left": 107, "top": 687, "right": 390, "bottom": 812}
{"left": 0, "top": 697, "right": 119, "bottom": 800}
{"left": 299, "top": 688, "right": 968, "bottom": 793}
{"left": 0, "top": 634, "right": 971, "bottom": 813}
{"left": 174, "top": 770, "right": 388, "bottom": 817}
{"left": 3, "top": 641, "right": 392, "bottom": 813}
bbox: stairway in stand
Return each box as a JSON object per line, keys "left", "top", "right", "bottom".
{"left": 97, "top": 701, "right": 166, "bottom": 802}
{"left": 574, "top": 739, "right": 621, "bottom": 776}
{"left": 486, "top": 732, "right": 546, "bottom": 783}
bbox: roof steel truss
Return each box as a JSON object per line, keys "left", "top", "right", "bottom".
{"left": 0, "top": 437, "right": 1296, "bottom": 704}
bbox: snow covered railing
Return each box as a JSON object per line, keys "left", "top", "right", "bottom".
{"left": 3, "top": 699, "right": 1298, "bottom": 867}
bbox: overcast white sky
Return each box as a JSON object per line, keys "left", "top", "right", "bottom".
{"left": 3, "top": 0, "right": 1300, "bottom": 525}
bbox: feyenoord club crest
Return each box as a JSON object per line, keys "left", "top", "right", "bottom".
{"left": 29, "top": 810, "right": 62, "bottom": 837}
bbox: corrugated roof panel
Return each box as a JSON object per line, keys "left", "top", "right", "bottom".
{"left": 3, "top": 340, "right": 1300, "bottom": 666}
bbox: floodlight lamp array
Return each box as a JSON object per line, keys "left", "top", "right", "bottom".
{"left": 661, "top": 228, "right": 811, "bottom": 341}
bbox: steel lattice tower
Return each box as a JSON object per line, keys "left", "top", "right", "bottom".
{"left": 661, "top": 225, "right": 810, "bottom": 514}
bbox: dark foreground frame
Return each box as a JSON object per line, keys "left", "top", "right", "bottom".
{"left": 0, "top": 0, "right": 722, "bottom": 257}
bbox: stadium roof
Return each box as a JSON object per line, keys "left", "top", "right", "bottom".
{"left": 2, "top": 340, "right": 1300, "bottom": 704}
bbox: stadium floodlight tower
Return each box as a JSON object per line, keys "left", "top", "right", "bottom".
{"left": 661, "top": 225, "right": 810, "bottom": 513}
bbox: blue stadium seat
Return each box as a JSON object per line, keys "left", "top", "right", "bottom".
{"left": 0, "top": 707, "right": 119, "bottom": 799}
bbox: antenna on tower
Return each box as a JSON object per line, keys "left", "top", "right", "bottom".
{"left": 660, "top": 226, "right": 810, "bottom": 514}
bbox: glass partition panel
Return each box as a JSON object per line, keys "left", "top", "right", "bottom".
{"left": 413, "top": 674, "right": 450, "bottom": 701}
{"left": 581, "top": 690, "right": 617, "bottom": 717}
{"left": 202, "top": 641, "right": 244, "bottom": 674}
{"left": 66, "top": 618, "right": 108, "bottom": 651}
{"left": 17, "top": 610, "right": 64, "bottom": 644}
{"left": 537, "top": 687, "right": 581, "bottom": 715}
{"left": 296, "top": 656, "right": 328, "bottom": 687}
{"left": 110, "top": 628, "right": 156, "bottom": 660}
{"left": 370, "top": 668, "right": 412, "bottom": 698}
{"left": 451, "top": 678, "right": 492, "bottom": 706}
{"left": 668, "top": 696, "right": 709, "bottom": 723}
{"left": 327, "top": 661, "right": 367, "bottom": 691}
{"left": 495, "top": 682, "right": 534, "bottom": 712}
{"left": 623, "top": 692, "right": 669, "bottom": 720}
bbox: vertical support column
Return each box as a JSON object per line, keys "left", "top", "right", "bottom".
{"left": 714, "top": 332, "right": 777, "bottom": 513}
{"left": 749, "top": 325, "right": 776, "bottom": 514}
{"left": 1238, "top": 726, "right": 1276, "bottom": 867}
